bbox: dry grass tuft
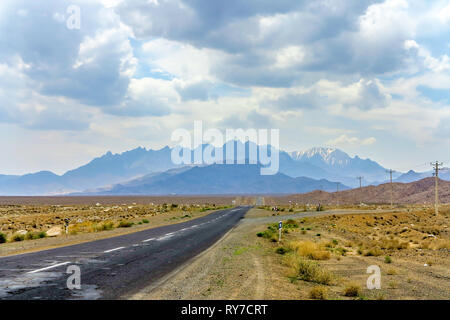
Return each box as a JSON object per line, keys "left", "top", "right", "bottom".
{"left": 287, "top": 240, "right": 330, "bottom": 260}
{"left": 284, "top": 253, "right": 334, "bottom": 285}
{"left": 309, "top": 286, "right": 328, "bottom": 300}
{"left": 343, "top": 283, "right": 361, "bottom": 297}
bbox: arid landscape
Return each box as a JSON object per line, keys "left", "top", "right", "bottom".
{"left": 143, "top": 205, "right": 449, "bottom": 300}
{"left": 0, "top": 175, "right": 449, "bottom": 300}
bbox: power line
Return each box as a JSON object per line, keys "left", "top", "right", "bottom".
{"left": 430, "top": 161, "right": 450, "bottom": 215}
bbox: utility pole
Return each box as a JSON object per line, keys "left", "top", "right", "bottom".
{"left": 336, "top": 182, "right": 340, "bottom": 207}
{"left": 357, "top": 176, "right": 363, "bottom": 189}
{"left": 356, "top": 176, "right": 363, "bottom": 205}
{"left": 386, "top": 169, "right": 394, "bottom": 208}
{"left": 431, "top": 161, "right": 443, "bottom": 214}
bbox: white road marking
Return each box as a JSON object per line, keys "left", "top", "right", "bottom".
{"left": 157, "top": 232, "right": 176, "bottom": 241}
{"left": 27, "top": 261, "right": 71, "bottom": 274}
{"left": 142, "top": 238, "right": 156, "bottom": 242}
{"left": 103, "top": 247, "right": 125, "bottom": 253}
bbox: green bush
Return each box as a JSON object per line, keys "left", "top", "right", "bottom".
{"left": 275, "top": 247, "right": 290, "bottom": 255}
{"left": 284, "top": 219, "right": 299, "bottom": 229}
{"left": 384, "top": 256, "right": 392, "bottom": 264}
{"left": 0, "top": 233, "right": 6, "bottom": 243}
{"left": 142, "top": 219, "right": 149, "bottom": 224}
{"left": 25, "top": 232, "right": 35, "bottom": 240}
{"left": 37, "top": 231, "right": 47, "bottom": 239}
{"left": 118, "top": 221, "right": 133, "bottom": 228}
{"left": 12, "top": 234, "right": 25, "bottom": 242}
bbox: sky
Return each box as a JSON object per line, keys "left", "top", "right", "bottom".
{"left": 1, "top": 0, "right": 450, "bottom": 175}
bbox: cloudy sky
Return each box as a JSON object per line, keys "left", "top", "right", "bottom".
{"left": 1, "top": 0, "right": 450, "bottom": 175}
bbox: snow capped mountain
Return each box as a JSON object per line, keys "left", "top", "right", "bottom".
{"left": 289, "top": 147, "right": 387, "bottom": 183}
{"left": 290, "top": 147, "right": 351, "bottom": 166}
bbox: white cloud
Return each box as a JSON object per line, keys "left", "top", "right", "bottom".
{"left": 327, "top": 134, "right": 377, "bottom": 147}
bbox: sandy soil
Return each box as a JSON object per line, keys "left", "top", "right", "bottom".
{"left": 135, "top": 208, "right": 450, "bottom": 300}
{"left": 0, "top": 207, "right": 222, "bottom": 257}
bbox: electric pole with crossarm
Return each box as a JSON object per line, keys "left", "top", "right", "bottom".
{"left": 430, "top": 161, "right": 448, "bottom": 215}
{"left": 386, "top": 169, "right": 394, "bottom": 208}
{"left": 357, "top": 176, "right": 363, "bottom": 189}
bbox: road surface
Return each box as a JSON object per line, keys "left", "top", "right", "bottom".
{"left": 0, "top": 206, "right": 250, "bottom": 300}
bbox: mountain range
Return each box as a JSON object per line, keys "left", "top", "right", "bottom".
{"left": 0, "top": 142, "right": 447, "bottom": 195}
{"left": 85, "top": 164, "right": 349, "bottom": 195}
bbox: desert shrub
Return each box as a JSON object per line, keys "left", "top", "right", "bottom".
{"left": 386, "top": 268, "right": 397, "bottom": 275}
{"left": 363, "top": 247, "right": 382, "bottom": 257}
{"left": 12, "top": 234, "right": 25, "bottom": 242}
{"left": 343, "top": 284, "right": 361, "bottom": 297}
{"left": 118, "top": 221, "right": 133, "bottom": 228}
{"left": 309, "top": 286, "right": 328, "bottom": 300}
{"left": 284, "top": 254, "right": 334, "bottom": 285}
{"left": 25, "top": 232, "right": 35, "bottom": 240}
{"left": 384, "top": 256, "right": 392, "bottom": 264}
{"left": 142, "top": 219, "right": 149, "bottom": 224}
{"left": 287, "top": 241, "right": 330, "bottom": 260}
{"left": 284, "top": 219, "right": 299, "bottom": 228}
{"left": 335, "top": 247, "right": 348, "bottom": 256}
{"left": 378, "top": 238, "right": 409, "bottom": 250}
{"left": 275, "top": 247, "right": 290, "bottom": 255}
{"left": 310, "top": 250, "right": 331, "bottom": 260}
{"left": 388, "top": 280, "right": 398, "bottom": 289}
{"left": 0, "top": 232, "right": 6, "bottom": 243}
{"left": 37, "top": 231, "right": 47, "bottom": 239}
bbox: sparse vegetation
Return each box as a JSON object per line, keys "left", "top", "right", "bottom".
{"left": 12, "top": 234, "right": 25, "bottom": 242}
{"left": 0, "top": 232, "right": 6, "bottom": 243}
{"left": 284, "top": 254, "right": 334, "bottom": 285}
{"left": 343, "top": 283, "right": 361, "bottom": 297}
{"left": 287, "top": 241, "right": 330, "bottom": 260}
{"left": 118, "top": 221, "right": 134, "bottom": 228}
{"left": 309, "top": 286, "right": 328, "bottom": 300}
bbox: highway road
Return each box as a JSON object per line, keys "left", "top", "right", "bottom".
{"left": 0, "top": 206, "right": 250, "bottom": 300}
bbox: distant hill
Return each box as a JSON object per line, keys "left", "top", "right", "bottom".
{"left": 87, "top": 164, "right": 350, "bottom": 195}
{"left": 394, "top": 170, "right": 431, "bottom": 183}
{"left": 269, "top": 177, "right": 450, "bottom": 205}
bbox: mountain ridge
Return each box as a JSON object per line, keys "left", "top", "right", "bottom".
{"left": 0, "top": 142, "right": 446, "bottom": 195}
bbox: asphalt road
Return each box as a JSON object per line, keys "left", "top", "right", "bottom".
{"left": 0, "top": 206, "right": 250, "bottom": 300}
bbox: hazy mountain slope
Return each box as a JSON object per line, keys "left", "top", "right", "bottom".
{"left": 0, "top": 171, "right": 66, "bottom": 195}
{"left": 95, "top": 164, "right": 349, "bottom": 195}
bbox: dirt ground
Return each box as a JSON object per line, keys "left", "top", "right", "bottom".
{"left": 135, "top": 207, "right": 450, "bottom": 300}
